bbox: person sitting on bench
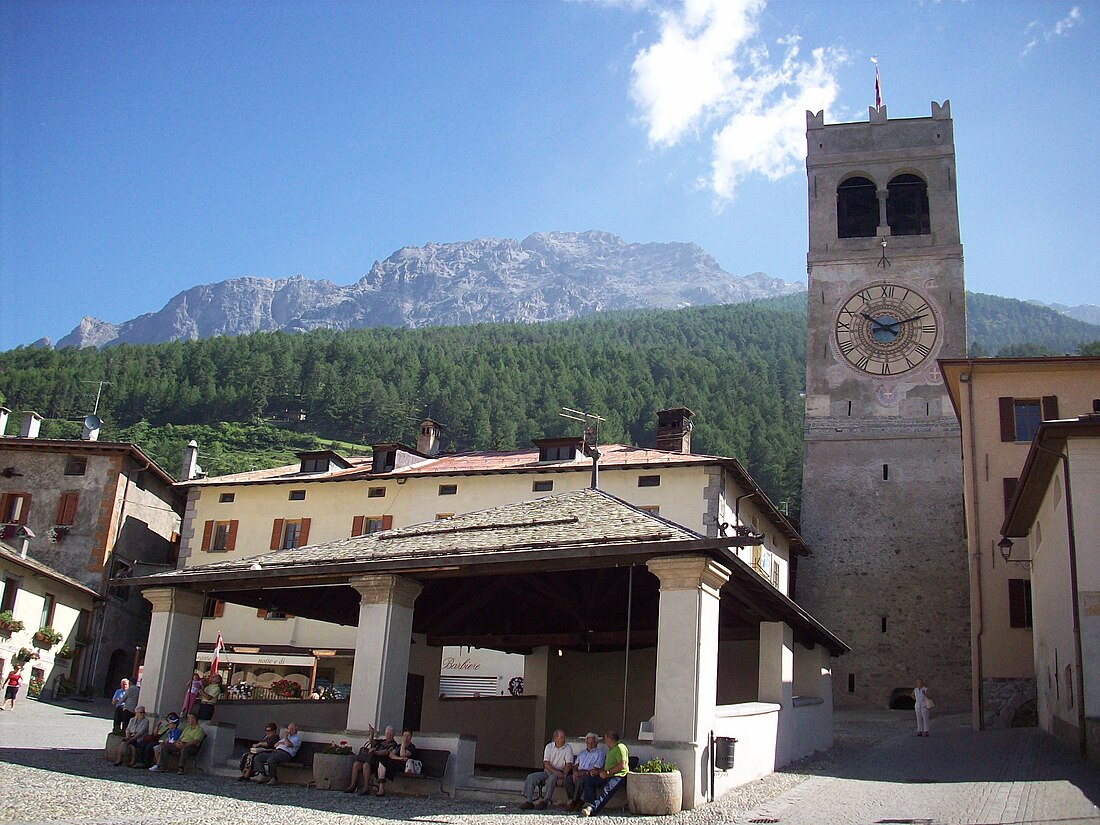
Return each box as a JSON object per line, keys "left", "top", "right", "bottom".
{"left": 252, "top": 722, "right": 301, "bottom": 784}
{"left": 372, "top": 730, "right": 417, "bottom": 797}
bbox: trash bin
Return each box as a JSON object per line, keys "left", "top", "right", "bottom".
{"left": 714, "top": 736, "right": 736, "bottom": 769}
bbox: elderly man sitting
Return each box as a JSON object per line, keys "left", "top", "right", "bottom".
{"left": 520, "top": 728, "right": 574, "bottom": 810}
{"left": 252, "top": 722, "right": 302, "bottom": 784}
{"left": 566, "top": 732, "right": 604, "bottom": 812}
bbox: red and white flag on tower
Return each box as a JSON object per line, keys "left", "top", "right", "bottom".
{"left": 871, "top": 56, "right": 882, "bottom": 110}
{"left": 210, "top": 631, "right": 224, "bottom": 676}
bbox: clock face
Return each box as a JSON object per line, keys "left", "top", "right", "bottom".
{"left": 833, "top": 281, "right": 941, "bottom": 377}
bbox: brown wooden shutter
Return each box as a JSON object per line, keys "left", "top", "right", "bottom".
{"left": 1008, "top": 579, "right": 1032, "bottom": 628}
{"left": 0, "top": 494, "right": 9, "bottom": 523}
{"left": 213, "top": 600, "right": 225, "bottom": 618}
{"left": 201, "top": 520, "right": 214, "bottom": 552}
{"left": 352, "top": 515, "right": 365, "bottom": 537}
{"left": 270, "top": 519, "right": 284, "bottom": 550}
{"left": 999, "top": 397, "right": 1016, "bottom": 442}
{"left": 257, "top": 608, "right": 268, "bottom": 618}
{"left": 56, "top": 492, "right": 79, "bottom": 526}
{"left": 297, "top": 518, "right": 310, "bottom": 547}
{"left": 1042, "top": 395, "right": 1059, "bottom": 421}
{"left": 1003, "top": 477, "right": 1018, "bottom": 515}
{"left": 381, "top": 515, "right": 393, "bottom": 530}
{"left": 226, "top": 520, "right": 239, "bottom": 551}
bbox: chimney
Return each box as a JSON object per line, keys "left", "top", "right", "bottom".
{"left": 655, "top": 407, "right": 694, "bottom": 454}
{"left": 416, "top": 419, "right": 441, "bottom": 457}
{"left": 0, "top": 407, "right": 9, "bottom": 437}
{"left": 19, "top": 411, "right": 43, "bottom": 439}
{"left": 180, "top": 440, "right": 200, "bottom": 481}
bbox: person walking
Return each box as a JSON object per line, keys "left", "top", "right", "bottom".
{"left": 2, "top": 665, "right": 22, "bottom": 710}
{"left": 913, "top": 678, "right": 933, "bottom": 737}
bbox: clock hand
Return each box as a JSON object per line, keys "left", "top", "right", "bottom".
{"left": 860, "top": 312, "right": 890, "bottom": 331}
{"left": 895, "top": 313, "right": 928, "bottom": 325}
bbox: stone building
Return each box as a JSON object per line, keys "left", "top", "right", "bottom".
{"left": 0, "top": 409, "right": 183, "bottom": 694}
{"left": 797, "top": 102, "right": 971, "bottom": 710}
{"left": 941, "top": 356, "right": 1100, "bottom": 728}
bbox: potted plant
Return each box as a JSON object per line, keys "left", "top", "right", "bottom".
{"left": 313, "top": 740, "right": 356, "bottom": 790}
{"left": 14, "top": 647, "right": 40, "bottom": 664}
{"left": 628, "top": 756, "right": 682, "bottom": 816}
{"left": 270, "top": 678, "right": 302, "bottom": 699}
{"left": 57, "top": 644, "right": 73, "bottom": 659}
{"left": 0, "top": 610, "right": 24, "bottom": 637}
{"left": 33, "top": 625, "right": 63, "bottom": 648}
{"left": 28, "top": 676, "right": 44, "bottom": 699}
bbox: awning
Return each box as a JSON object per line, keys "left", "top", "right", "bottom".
{"left": 196, "top": 651, "right": 317, "bottom": 667}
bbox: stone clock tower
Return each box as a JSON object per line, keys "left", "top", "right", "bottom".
{"left": 798, "top": 102, "right": 970, "bottom": 710}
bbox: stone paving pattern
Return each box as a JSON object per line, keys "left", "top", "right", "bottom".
{"left": 1, "top": 699, "right": 1097, "bottom": 824}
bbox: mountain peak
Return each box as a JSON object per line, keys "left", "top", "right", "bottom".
{"left": 52, "top": 232, "right": 802, "bottom": 348}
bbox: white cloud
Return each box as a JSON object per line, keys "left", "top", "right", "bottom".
{"left": 1022, "top": 5, "right": 1082, "bottom": 55}
{"left": 626, "top": 0, "right": 844, "bottom": 199}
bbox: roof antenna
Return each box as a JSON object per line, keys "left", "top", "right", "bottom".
{"left": 560, "top": 407, "right": 605, "bottom": 490}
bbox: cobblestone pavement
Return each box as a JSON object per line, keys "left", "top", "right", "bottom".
{"left": 1, "top": 698, "right": 1097, "bottom": 824}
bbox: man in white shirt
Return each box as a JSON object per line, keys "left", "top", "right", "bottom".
{"left": 566, "top": 732, "right": 604, "bottom": 812}
{"left": 520, "top": 728, "right": 574, "bottom": 809}
{"left": 254, "top": 722, "right": 302, "bottom": 784}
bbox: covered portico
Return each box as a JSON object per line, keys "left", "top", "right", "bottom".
{"left": 128, "top": 489, "right": 845, "bottom": 809}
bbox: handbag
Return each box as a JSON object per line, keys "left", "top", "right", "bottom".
{"left": 925, "top": 698, "right": 935, "bottom": 710}
{"left": 405, "top": 758, "right": 423, "bottom": 775}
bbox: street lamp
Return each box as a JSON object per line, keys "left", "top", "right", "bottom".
{"left": 998, "top": 536, "right": 1031, "bottom": 568}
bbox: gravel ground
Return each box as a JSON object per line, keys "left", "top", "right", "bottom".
{"left": 0, "top": 698, "right": 908, "bottom": 825}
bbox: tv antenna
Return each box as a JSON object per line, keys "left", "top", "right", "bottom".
{"left": 560, "top": 407, "right": 605, "bottom": 489}
{"left": 83, "top": 380, "right": 112, "bottom": 415}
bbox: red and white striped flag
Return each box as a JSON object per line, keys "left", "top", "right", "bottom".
{"left": 871, "top": 56, "right": 882, "bottom": 110}
{"left": 210, "top": 631, "right": 224, "bottom": 677}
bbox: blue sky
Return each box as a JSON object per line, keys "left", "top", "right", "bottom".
{"left": 1, "top": 0, "right": 1096, "bottom": 350}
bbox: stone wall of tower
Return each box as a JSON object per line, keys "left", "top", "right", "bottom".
{"left": 797, "top": 103, "right": 972, "bottom": 711}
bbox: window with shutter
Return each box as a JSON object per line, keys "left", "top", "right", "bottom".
{"left": 1042, "top": 395, "right": 1059, "bottom": 421}
{"left": 1008, "top": 579, "right": 1033, "bottom": 628}
{"left": 201, "top": 520, "right": 215, "bottom": 552}
{"left": 55, "top": 492, "right": 79, "bottom": 526}
{"left": 0, "top": 493, "right": 31, "bottom": 525}
{"left": 1002, "top": 478, "right": 1019, "bottom": 516}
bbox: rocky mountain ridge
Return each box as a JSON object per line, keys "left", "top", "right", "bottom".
{"left": 54, "top": 231, "right": 802, "bottom": 348}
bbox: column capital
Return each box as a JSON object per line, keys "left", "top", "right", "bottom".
{"left": 647, "top": 555, "right": 730, "bottom": 598}
{"left": 141, "top": 587, "right": 206, "bottom": 616}
{"left": 350, "top": 574, "right": 423, "bottom": 608}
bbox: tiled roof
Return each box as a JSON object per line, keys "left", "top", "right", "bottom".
{"left": 181, "top": 444, "right": 713, "bottom": 486}
{"left": 0, "top": 540, "right": 101, "bottom": 600}
{"left": 147, "top": 488, "right": 703, "bottom": 579}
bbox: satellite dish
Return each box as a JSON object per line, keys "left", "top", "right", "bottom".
{"left": 82, "top": 414, "right": 103, "bottom": 442}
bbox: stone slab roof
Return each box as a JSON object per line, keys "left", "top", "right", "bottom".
{"left": 148, "top": 488, "right": 702, "bottom": 579}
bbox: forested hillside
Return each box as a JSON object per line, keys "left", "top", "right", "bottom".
{"left": 0, "top": 301, "right": 807, "bottom": 512}
{"left": 1, "top": 293, "right": 1096, "bottom": 521}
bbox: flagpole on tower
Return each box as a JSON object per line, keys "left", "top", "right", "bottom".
{"left": 871, "top": 55, "right": 882, "bottom": 111}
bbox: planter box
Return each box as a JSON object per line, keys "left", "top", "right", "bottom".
{"left": 627, "top": 771, "right": 683, "bottom": 816}
{"left": 105, "top": 733, "right": 125, "bottom": 763}
{"left": 312, "top": 752, "right": 356, "bottom": 790}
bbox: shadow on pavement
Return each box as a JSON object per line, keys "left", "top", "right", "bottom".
{"left": 800, "top": 713, "right": 1100, "bottom": 810}
{"left": 0, "top": 745, "right": 482, "bottom": 822}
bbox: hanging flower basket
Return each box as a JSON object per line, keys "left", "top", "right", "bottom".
{"left": 14, "top": 647, "right": 40, "bottom": 664}
{"left": 57, "top": 644, "right": 73, "bottom": 659}
{"left": 33, "top": 626, "right": 64, "bottom": 648}
{"left": 0, "top": 610, "right": 24, "bottom": 637}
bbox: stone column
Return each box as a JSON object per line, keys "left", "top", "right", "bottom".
{"left": 646, "top": 555, "right": 731, "bottom": 744}
{"left": 876, "top": 188, "right": 890, "bottom": 236}
{"left": 346, "top": 574, "right": 422, "bottom": 732}
{"left": 140, "top": 587, "right": 205, "bottom": 717}
{"left": 758, "top": 621, "right": 794, "bottom": 705}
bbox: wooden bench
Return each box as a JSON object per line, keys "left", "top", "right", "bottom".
{"left": 268, "top": 741, "right": 327, "bottom": 785}
{"left": 385, "top": 748, "right": 451, "bottom": 798}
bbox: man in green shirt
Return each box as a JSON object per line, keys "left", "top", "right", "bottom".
{"left": 579, "top": 730, "right": 629, "bottom": 817}
{"left": 156, "top": 712, "right": 205, "bottom": 774}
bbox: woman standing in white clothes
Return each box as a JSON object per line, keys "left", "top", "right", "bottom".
{"left": 913, "top": 678, "right": 933, "bottom": 737}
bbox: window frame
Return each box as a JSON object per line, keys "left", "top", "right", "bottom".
{"left": 836, "top": 175, "right": 879, "bottom": 239}
{"left": 1008, "top": 578, "right": 1033, "bottom": 629}
{"left": 0, "top": 492, "right": 32, "bottom": 525}
{"left": 63, "top": 456, "right": 87, "bottom": 476}
{"left": 438, "top": 484, "right": 458, "bottom": 496}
